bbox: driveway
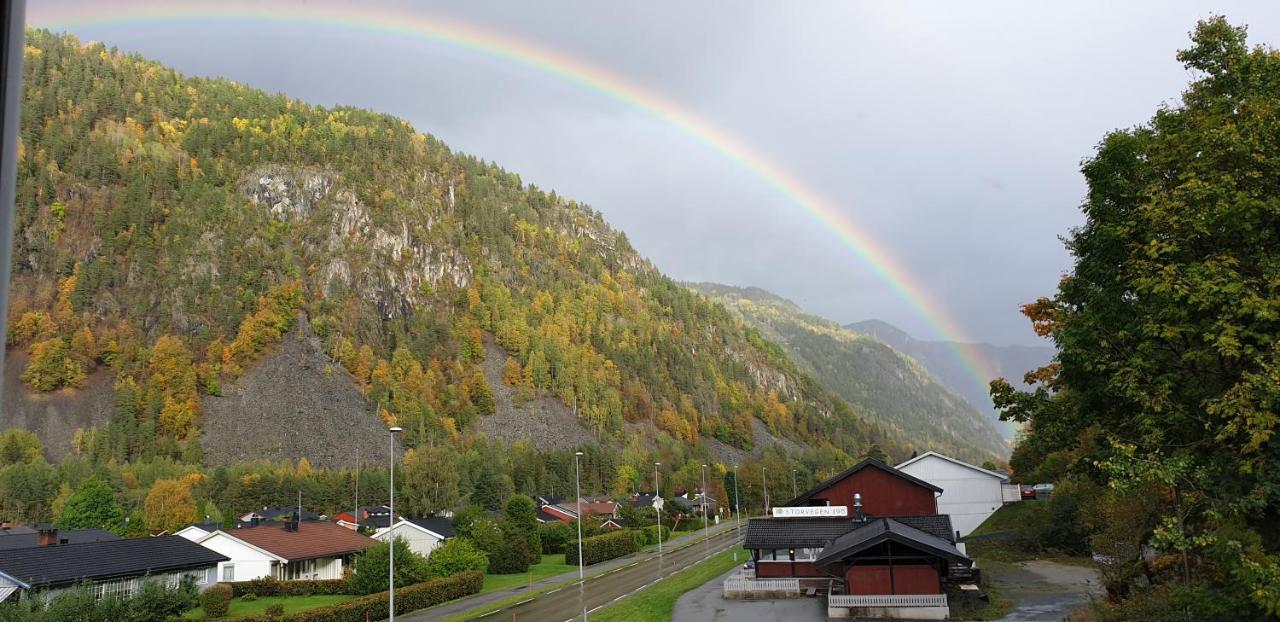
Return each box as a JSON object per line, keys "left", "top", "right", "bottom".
{"left": 988, "top": 560, "right": 1103, "bottom": 621}
{"left": 671, "top": 568, "right": 824, "bottom": 622}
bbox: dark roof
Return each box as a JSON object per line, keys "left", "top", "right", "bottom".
{"left": 784, "top": 458, "right": 942, "bottom": 506}
{"left": 535, "top": 508, "right": 561, "bottom": 523}
{"left": 0, "top": 528, "right": 120, "bottom": 551}
{"left": 228, "top": 521, "right": 376, "bottom": 561}
{"left": 631, "top": 493, "right": 658, "bottom": 508}
{"left": 0, "top": 526, "right": 38, "bottom": 536}
{"left": 744, "top": 515, "right": 956, "bottom": 550}
{"left": 247, "top": 507, "right": 321, "bottom": 521}
{"left": 814, "top": 518, "right": 969, "bottom": 567}
{"left": 407, "top": 517, "right": 454, "bottom": 538}
{"left": 891, "top": 515, "right": 956, "bottom": 543}
{"left": 0, "top": 536, "right": 227, "bottom": 589}
{"left": 359, "top": 515, "right": 395, "bottom": 529}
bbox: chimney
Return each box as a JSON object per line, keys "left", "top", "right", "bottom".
{"left": 37, "top": 525, "right": 58, "bottom": 547}
{"left": 852, "top": 493, "right": 865, "bottom": 522}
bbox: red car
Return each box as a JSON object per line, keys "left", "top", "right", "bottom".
{"left": 1020, "top": 485, "right": 1036, "bottom": 500}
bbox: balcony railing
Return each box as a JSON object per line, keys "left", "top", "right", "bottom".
{"left": 828, "top": 593, "right": 948, "bottom": 608}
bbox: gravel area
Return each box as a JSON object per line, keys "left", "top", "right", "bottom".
{"left": 672, "top": 568, "right": 825, "bottom": 621}
{"left": 473, "top": 337, "right": 599, "bottom": 450}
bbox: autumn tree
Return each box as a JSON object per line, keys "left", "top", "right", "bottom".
{"left": 143, "top": 478, "right": 197, "bottom": 533}
{"left": 399, "top": 445, "right": 461, "bottom": 516}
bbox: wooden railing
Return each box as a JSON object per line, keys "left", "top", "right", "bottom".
{"left": 828, "top": 593, "right": 948, "bottom": 608}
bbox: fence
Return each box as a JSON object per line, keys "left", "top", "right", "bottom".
{"left": 723, "top": 576, "right": 800, "bottom": 598}
{"left": 828, "top": 593, "right": 948, "bottom": 608}
{"left": 1001, "top": 484, "right": 1023, "bottom": 503}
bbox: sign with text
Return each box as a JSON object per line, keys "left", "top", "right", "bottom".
{"left": 771, "top": 506, "right": 848, "bottom": 518}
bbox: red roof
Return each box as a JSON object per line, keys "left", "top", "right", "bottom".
{"left": 230, "top": 521, "right": 376, "bottom": 561}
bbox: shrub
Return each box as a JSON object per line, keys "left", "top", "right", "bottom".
{"left": 199, "top": 584, "right": 233, "bottom": 618}
{"left": 538, "top": 521, "right": 573, "bottom": 554}
{"left": 241, "top": 593, "right": 258, "bottom": 602}
{"left": 425, "top": 538, "right": 488, "bottom": 578}
{"left": 263, "top": 604, "right": 285, "bottom": 618}
{"left": 636, "top": 524, "right": 670, "bottom": 548}
{"left": 347, "top": 538, "right": 430, "bottom": 595}
{"left": 233, "top": 571, "right": 483, "bottom": 622}
{"left": 230, "top": 578, "right": 350, "bottom": 597}
{"left": 486, "top": 537, "right": 532, "bottom": 574}
{"left": 565, "top": 530, "right": 638, "bottom": 566}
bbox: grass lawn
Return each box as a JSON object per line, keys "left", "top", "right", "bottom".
{"left": 479, "top": 553, "right": 577, "bottom": 594}
{"left": 183, "top": 594, "right": 353, "bottom": 619}
{"left": 589, "top": 547, "right": 745, "bottom": 622}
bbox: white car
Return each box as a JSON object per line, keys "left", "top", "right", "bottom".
{"left": 1033, "top": 483, "right": 1056, "bottom": 495}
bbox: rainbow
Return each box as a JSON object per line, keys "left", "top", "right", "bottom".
{"left": 29, "top": 2, "right": 1002, "bottom": 394}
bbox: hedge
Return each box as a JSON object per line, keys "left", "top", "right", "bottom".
{"left": 229, "top": 577, "right": 351, "bottom": 597}
{"left": 230, "top": 571, "right": 483, "bottom": 622}
{"left": 199, "top": 584, "right": 232, "bottom": 618}
{"left": 565, "top": 530, "right": 638, "bottom": 566}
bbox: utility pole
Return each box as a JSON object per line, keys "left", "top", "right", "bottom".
{"left": 762, "top": 465, "right": 770, "bottom": 515}
{"left": 700, "top": 464, "right": 709, "bottom": 558}
{"left": 354, "top": 447, "right": 359, "bottom": 531}
{"left": 791, "top": 469, "right": 797, "bottom": 499}
{"left": 574, "top": 451, "right": 587, "bottom": 621}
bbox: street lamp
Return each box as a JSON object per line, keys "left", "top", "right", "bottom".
{"left": 732, "top": 464, "right": 741, "bottom": 562}
{"left": 700, "top": 464, "right": 709, "bottom": 557}
{"left": 387, "top": 426, "right": 402, "bottom": 622}
{"left": 791, "top": 469, "right": 798, "bottom": 499}
{"left": 654, "top": 462, "right": 662, "bottom": 555}
{"left": 574, "top": 451, "right": 586, "bottom": 621}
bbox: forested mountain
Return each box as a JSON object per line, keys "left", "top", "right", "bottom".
{"left": 690, "top": 284, "right": 1007, "bottom": 463}
{"left": 846, "top": 320, "right": 1053, "bottom": 437}
{"left": 1, "top": 30, "right": 904, "bottom": 472}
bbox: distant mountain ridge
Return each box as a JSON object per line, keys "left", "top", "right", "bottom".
{"left": 846, "top": 320, "right": 1055, "bottom": 437}
{"left": 690, "top": 283, "right": 1009, "bottom": 463}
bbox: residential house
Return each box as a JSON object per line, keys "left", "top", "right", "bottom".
{"left": 0, "top": 524, "right": 119, "bottom": 550}
{"left": 373, "top": 517, "right": 454, "bottom": 558}
{"left": 174, "top": 521, "right": 222, "bottom": 542}
{"left": 194, "top": 519, "right": 376, "bottom": 582}
{"left": 896, "top": 451, "right": 1011, "bottom": 549}
{"left": 536, "top": 497, "right": 620, "bottom": 525}
{"left": 0, "top": 534, "right": 226, "bottom": 604}
{"left": 332, "top": 505, "right": 395, "bottom": 530}
{"left": 740, "top": 458, "right": 971, "bottom": 620}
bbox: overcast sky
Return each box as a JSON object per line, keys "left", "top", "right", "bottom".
{"left": 28, "top": 1, "right": 1280, "bottom": 346}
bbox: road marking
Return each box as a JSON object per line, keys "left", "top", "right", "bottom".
{"left": 547, "top": 586, "right": 563, "bottom": 594}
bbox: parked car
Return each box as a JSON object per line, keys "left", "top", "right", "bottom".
{"left": 1020, "top": 485, "right": 1036, "bottom": 499}
{"left": 1033, "top": 483, "right": 1056, "bottom": 497}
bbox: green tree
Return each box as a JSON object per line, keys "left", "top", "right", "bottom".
{"left": 55, "top": 478, "right": 125, "bottom": 533}
{"left": 424, "top": 537, "right": 489, "bottom": 578}
{"left": 994, "top": 18, "right": 1280, "bottom": 617}
{"left": 500, "top": 494, "right": 541, "bottom": 566}
{"left": 400, "top": 445, "right": 461, "bottom": 516}
{"left": 0, "top": 429, "right": 42, "bottom": 466}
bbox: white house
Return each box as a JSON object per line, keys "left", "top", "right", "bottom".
{"left": 896, "top": 451, "right": 1009, "bottom": 552}
{"left": 194, "top": 520, "right": 376, "bottom": 582}
{"left": 373, "top": 517, "right": 454, "bottom": 558}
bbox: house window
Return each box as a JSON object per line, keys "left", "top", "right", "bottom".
{"left": 205, "top": 568, "right": 216, "bottom": 585}
{"left": 222, "top": 564, "right": 235, "bottom": 581}
{"left": 94, "top": 578, "right": 135, "bottom": 601}
{"left": 795, "top": 548, "right": 818, "bottom": 561}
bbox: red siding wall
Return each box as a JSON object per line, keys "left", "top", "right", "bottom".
{"left": 809, "top": 466, "right": 936, "bottom": 516}
{"left": 892, "top": 565, "right": 941, "bottom": 594}
{"left": 844, "top": 564, "right": 942, "bottom": 595}
{"left": 755, "top": 562, "right": 824, "bottom": 578}
{"left": 847, "top": 566, "right": 892, "bottom": 595}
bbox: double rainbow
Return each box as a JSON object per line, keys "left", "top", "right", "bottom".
{"left": 30, "top": 1, "right": 1000, "bottom": 395}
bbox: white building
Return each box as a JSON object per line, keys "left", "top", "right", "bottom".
{"left": 194, "top": 521, "right": 376, "bottom": 582}
{"left": 373, "top": 517, "right": 454, "bottom": 558}
{"left": 896, "top": 451, "right": 1010, "bottom": 551}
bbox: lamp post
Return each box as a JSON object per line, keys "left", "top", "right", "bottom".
{"left": 732, "top": 464, "right": 741, "bottom": 562}
{"left": 654, "top": 462, "right": 662, "bottom": 555}
{"left": 700, "top": 464, "right": 709, "bottom": 558}
{"left": 791, "top": 469, "right": 798, "bottom": 499}
{"left": 574, "top": 451, "right": 586, "bottom": 621}
{"left": 387, "top": 426, "right": 402, "bottom": 622}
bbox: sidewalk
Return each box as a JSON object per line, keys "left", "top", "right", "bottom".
{"left": 404, "top": 520, "right": 741, "bottom": 621}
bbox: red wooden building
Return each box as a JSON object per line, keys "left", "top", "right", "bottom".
{"left": 742, "top": 458, "right": 970, "bottom": 619}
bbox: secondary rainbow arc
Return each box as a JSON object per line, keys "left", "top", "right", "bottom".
{"left": 30, "top": 2, "right": 1001, "bottom": 396}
